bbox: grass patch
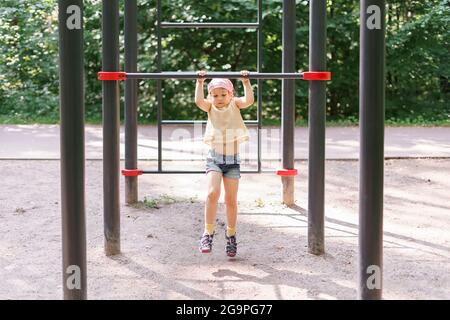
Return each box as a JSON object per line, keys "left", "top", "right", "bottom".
{"left": 131, "top": 194, "right": 198, "bottom": 210}
{"left": 143, "top": 196, "right": 159, "bottom": 209}
{"left": 0, "top": 114, "right": 59, "bottom": 124}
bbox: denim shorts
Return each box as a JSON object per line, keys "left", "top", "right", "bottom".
{"left": 205, "top": 149, "right": 241, "bottom": 179}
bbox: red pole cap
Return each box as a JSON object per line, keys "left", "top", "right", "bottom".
{"left": 276, "top": 168, "right": 298, "bottom": 176}
{"left": 98, "top": 72, "right": 127, "bottom": 81}
{"left": 121, "top": 169, "right": 143, "bottom": 177}
{"left": 303, "top": 71, "right": 331, "bottom": 81}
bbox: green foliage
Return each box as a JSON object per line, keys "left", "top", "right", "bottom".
{"left": 141, "top": 193, "right": 181, "bottom": 209}
{"left": 0, "top": 0, "right": 59, "bottom": 119}
{"left": 0, "top": 0, "right": 448, "bottom": 124}
{"left": 326, "top": 1, "right": 360, "bottom": 118}
{"left": 84, "top": 0, "right": 103, "bottom": 120}
{"left": 143, "top": 196, "right": 159, "bottom": 209}
{"left": 385, "top": 0, "right": 450, "bottom": 123}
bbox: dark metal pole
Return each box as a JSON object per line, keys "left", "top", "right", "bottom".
{"left": 308, "top": 0, "right": 327, "bottom": 255}
{"left": 125, "top": 0, "right": 138, "bottom": 204}
{"left": 156, "top": 0, "right": 162, "bottom": 172}
{"left": 59, "top": 0, "right": 87, "bottom": 299}
{"left": 281, "top": 0, "right": 296, "bottom": 206}
{"left": 257, "top": 0, "right": 263, "bottom": 173}
{"left": 102, "top": 0, "right": 121, "bottom": 256}
{"left": 358, "top": 0, "right": 385, "bottom": 300}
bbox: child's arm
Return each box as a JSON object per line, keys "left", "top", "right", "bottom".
{"left": 195, "top": 71, "right": 211, "bottom": 112}
{"left": 235, "top": 70, "right": 254, "bottom": 109}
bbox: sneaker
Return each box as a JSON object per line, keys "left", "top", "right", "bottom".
{"left": 225, "top": 234, "right": 237, "bottom": 257}
{"left": 199, "top": 232, "right": 214, "bottom": 253}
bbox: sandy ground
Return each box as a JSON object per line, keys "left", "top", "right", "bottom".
{"left": 0, "top": 158, "right": 449, "bottom": 300}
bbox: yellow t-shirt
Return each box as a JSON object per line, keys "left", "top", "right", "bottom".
{"left": 203, "top": 97, "right": 249, "bottom": 155}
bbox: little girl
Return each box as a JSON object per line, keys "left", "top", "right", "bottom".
{"left": 195, "top": 70, "right": 254, "bottom": 257}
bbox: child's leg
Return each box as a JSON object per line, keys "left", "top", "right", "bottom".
{"left": 223, "top": 176, "right": 239, "bottom": 236}
{"left": 204, "top": 171, "right": 222, "bottom": 234}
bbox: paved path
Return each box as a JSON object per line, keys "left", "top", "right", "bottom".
{"left": 1, "top": 125, "right": 449, "bottom": 160}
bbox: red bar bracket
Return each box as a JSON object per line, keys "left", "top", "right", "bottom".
{"left": 276, "top": 168, "right": 298, "bottom": 176}
{"left": 98, "top": 71, "right": 127, "bottom": 81}
{"left": 303, "top": 71, "right": 331, "bottom": 81}
{"left": 121, "top": 169, "right": 143, "bottom": 177}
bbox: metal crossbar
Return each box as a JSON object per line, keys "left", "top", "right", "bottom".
{"left": 141, "top": 170, "right": 262, "bottom": 174}
{"left": 98, "top": 71, "right": 332, "bottom": 81}
{"left": 161, "top": 120, "right": 259, "bottom": 125}
{"left": 126, "top": 72, "right": 305, "bottom": 79}
{"left": 160, "top": 22, "right": 260, "bottom": 28}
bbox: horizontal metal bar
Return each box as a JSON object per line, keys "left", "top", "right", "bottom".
{"left": 160, "top": 22, "right": 259, "bottom": 29}
{"left": 160, "top": 120, "right": 259, "bottom": 125}
{"left": 98, "top": 71, "right": 331, "bottom": 81}
{"left": 141, "top": 170, "right": 266, "bottom": 174}
{"left": 127, "top": 72, "right": 304, "bottom": 80}
{"left": 160, "top": 120, "right": 207, "bottom": 125}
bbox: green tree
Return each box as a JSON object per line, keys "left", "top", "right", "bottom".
{"left": 0, "top": 0, "right": 448, "bottom": 125}
{"left": 0, "top": 0, "right": 59, "bottom": 120}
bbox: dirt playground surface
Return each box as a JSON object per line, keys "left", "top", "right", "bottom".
{"left": 0, "top": 159, "right": 449, "bottom": 299}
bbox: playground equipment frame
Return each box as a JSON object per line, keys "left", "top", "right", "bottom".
{"left": 58, "top": 0, "right": 384, "bottom": 300}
